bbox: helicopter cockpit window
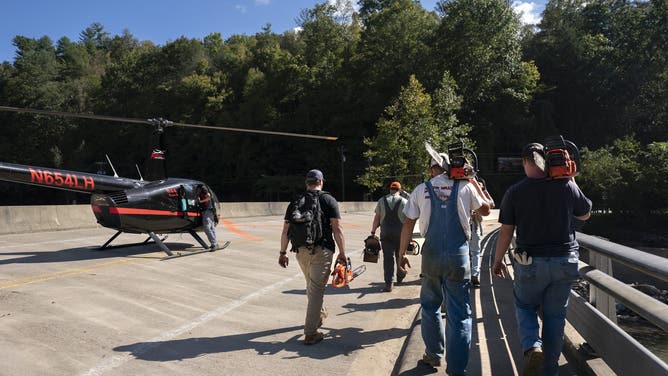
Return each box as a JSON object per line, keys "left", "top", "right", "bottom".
{"left": 183, "top": 185, "right": 197, "bottom": 210}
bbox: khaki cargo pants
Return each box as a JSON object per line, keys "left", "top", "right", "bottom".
{"left": 296, "top": 245, "right": 333, "bottom": 336}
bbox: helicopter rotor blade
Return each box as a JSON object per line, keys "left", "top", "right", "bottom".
{"left": 0, "top": 105, "right": 339, "bottom": 141}
{"left": 170, "top": 121, "right": 338, "bottom": 140}
{"left": 0, "top": 105, "right": 149, "bottom": 125}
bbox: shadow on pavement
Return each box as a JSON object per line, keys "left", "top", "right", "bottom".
{"left": 0, "top": 242, "right": 193, "bottom": 264}
{"left": 113, "top": 325, "right": 411, "bottom": 361}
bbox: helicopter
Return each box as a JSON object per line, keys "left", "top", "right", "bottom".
{"left": 0, "top": 105, "right": 338, "bottom": 259}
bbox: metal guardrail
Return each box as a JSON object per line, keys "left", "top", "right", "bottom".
{"left": 571, "top": 232, "right": 668, "bottom": 375}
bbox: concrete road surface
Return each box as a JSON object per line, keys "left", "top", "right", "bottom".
{"left": 0, "top": 211, "right": 423, "bottom": 376}
{"left": 0, "top": 209, "right": 585, "bottom": 376}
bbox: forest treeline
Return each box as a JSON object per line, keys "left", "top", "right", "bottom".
{"left": 0, "top": 0, "right": 666, "bottom": 222}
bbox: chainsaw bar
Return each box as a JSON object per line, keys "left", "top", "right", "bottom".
{"left": 352, "top": 264, "right": 366, "bottom": 279}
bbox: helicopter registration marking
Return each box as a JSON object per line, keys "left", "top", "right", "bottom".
{"left": 29, "top": 168, "right": 95, "bottom": 190}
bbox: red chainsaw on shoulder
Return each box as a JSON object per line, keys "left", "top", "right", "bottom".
{"left": 331, "top": 257, "right": 366, "bottom": 288}
{"left": 543, "top": 135, "right": 580, "bottom": 179}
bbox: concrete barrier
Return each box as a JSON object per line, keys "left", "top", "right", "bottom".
{"left": 0, "top": 201, "right": 378, "bottom": 235}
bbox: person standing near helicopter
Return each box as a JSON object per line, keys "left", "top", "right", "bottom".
{"left": 196, "top": 185, "right": 219, "bottom": 250}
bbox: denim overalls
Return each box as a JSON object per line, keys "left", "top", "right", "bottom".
{"left": 420, "top": 180, "right": 472, "bottom": 375}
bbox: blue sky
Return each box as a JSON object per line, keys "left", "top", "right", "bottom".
{"left": 1, "top": 1, "right": 546, "bottom": 64}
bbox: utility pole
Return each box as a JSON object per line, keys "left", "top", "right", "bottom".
{"left": 338, "top": 145, "right": 346, "bottom": 201}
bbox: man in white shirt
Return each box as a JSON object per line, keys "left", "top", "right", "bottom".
{"left": 398, "top": 152, "right": 491, "bottom": 375}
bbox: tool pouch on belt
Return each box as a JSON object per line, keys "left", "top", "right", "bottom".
{"left": 512, "top": 250, "right": 533, "bottom": 265}
{"left": 363, "top": 235, "right": 380, "bottom": 263}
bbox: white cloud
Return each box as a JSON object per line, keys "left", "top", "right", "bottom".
{"left": 255, "top": 0, "right": 271, "bottom": 5}
{"left": 235, "top": 4, "right": 247, "bottom": 13}
{"left": 326, "top": 0, "right": 358, "bottom": 23}
{"left": 327, "top": 0, "right": 359, "bottom": 11}
{"left": 512, "top": 1, "right": 542, "bottom": 25}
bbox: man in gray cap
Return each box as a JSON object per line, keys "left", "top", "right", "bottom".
{"left": 493, "top": 142, "right": 591, "bottom": 376}
{"left": 278, "top": 169, "right": 347, "bottom": 345}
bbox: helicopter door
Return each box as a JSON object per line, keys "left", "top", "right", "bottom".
{"left": 182, "top": 184, "right": 201, "bottom": 221}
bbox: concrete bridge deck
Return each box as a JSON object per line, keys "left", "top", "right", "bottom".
{"left": 0, "top": 210, "right": 584, "bottom": 375}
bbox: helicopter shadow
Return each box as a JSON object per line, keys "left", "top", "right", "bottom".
{"left": 113, "top": 325, "right": 410, "bottom": 362}
{"left": 0, "top": 242, "right": 195, "bottom": 265}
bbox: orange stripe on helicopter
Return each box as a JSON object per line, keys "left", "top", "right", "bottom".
{"left": 106, "top": 207, "right": 200, "bottom": 216}
{"left": 221, "top": 220, "right": 263, "bottom": 241}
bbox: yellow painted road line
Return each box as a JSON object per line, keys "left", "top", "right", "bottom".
{"left": 0, "top": 257, "right": 149, "bottom": 289}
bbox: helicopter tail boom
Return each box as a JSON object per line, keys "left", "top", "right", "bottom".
{"left": 0, "top": 162, "right": 144, "bottom": 194}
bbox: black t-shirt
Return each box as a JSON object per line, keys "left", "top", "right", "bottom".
{"left": 498, "top": 177, "right": 592, "bottom": 255}
{"left": 284, "top": 190, "right": 341, "bottom": 251}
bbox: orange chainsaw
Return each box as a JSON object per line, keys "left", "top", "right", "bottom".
{"left": 331, "top": 257, "right": 366, "bottom": 288}
{"left": 544, "top": 135, "right": 580, "bottom": 179}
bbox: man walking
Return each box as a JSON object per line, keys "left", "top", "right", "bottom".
{"left": 278, "top": 169, "right": 346, "bottom": 345}
{"left": 469, "top": 180, "right": 494, "bottom": 287}
{"left": 492, "top": 143, "right": 592, "bottom": 376}
{"left": 370, "top": 181, "right": 407, "bottom": 292}
{"left": 398, "top": 152, "right": 491, "bottom": 375}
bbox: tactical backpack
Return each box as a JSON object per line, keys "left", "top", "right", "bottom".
{"left": 288, "top": 190, "right": 325, "bottom": 250}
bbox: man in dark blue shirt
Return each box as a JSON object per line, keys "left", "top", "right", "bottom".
{"left": 493, "top": 143, "right": 592, "bottom": 376}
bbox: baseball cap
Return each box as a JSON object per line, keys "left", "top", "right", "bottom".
{"left": 305, "top": 169, "right": 324, "bottom": 182}
{"left": 522, "top": 143, "right": 544, "bottom": 158}
{"left": 390, "top": 181, "right": 401, "bottom": 190}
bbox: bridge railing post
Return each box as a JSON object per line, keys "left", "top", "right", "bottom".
{"left": 588, "top": 250, "right": 618, "bottom": 324}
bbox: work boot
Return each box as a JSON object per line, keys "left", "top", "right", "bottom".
{"left": 471, "top": 275, "right": 480, "bottom": 287}
{"left": 383, "top": 283, "right": 392, "bottom": 292}
{"left": 523, "top": 347, "right": 544, "bottom": 376}
{"left": 421, "top": 353, "right": 442, "bottom": 368}
{"left": 304, "top": 332, "right": 324, "bottom": 345}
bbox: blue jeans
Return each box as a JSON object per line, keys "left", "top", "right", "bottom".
{"left": 202, "top": 209, "right": 217, "bottom": 246}
{"left": 469, "top": 227, "right": 482, "bottom": 277}
{"left": 421, "top": 248, "right": 471, "bottom": 376}
{"left": 513, "top": 252, "right": 579, "bottom": 376}
{"left": 381, "top": 236, "right": 402, "bottom": 285}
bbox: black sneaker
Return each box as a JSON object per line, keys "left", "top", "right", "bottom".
{"left": 471, "top": 276, "right": 480, "bottom": 287}
{"left": 396, "top": 271, "right": 406, "bottom": 284}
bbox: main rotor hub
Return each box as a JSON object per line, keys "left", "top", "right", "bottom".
{"left": 147, "top": 118, "right": 173, "bottom": 133}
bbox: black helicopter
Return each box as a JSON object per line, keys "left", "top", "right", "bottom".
{"left": 0, "top": 106, "right": 338, "bottom": 259}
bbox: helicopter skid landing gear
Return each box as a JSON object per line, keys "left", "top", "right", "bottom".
{"left": 188, "top": 230, "right": 210, "bottom": 249}
{"left": 100, "top": 231, "right": 122, "bottom": 249}
{"left": 159, "top": 232, "right": 230, "bottom": 260}
{"left": 148, "top": 232, "right": 173, "bottom": 257}
{"left": 98, "top": 231, "right": 168, "bottom": 251}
